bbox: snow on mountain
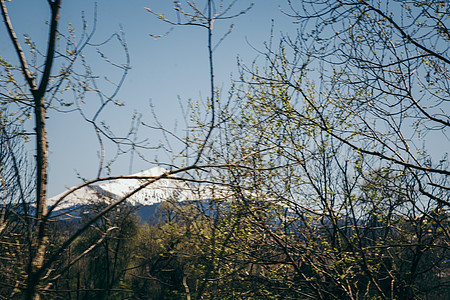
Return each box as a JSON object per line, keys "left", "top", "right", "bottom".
{"left": 48, "top": 167, "right": 202, "bottom": 211}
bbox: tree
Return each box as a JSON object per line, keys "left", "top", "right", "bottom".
{"left": 2, "top": 0, "right": 447, "bottom": 298}
{"left": 57, "top": 203, "right": 140, "bottom": 299}
{"left": 0, "top": 0, "right": 253, "bottom": 298}
{"left": 0, "top": 1, "right": 133, "bottom": 298}
{"left": 266, "top": 0, "right": 449, "bottom": 204}
{"left": 181, "top": 0, "right": 450, "bottom": 298}
{"left": 1, "top": 0, "right": 59, "bottom": 294}
{"left": 138, "top": 0, "right": 450, "bottom": 298}
{"left": 0, "top": 118, "right": 35, "bottom": 298}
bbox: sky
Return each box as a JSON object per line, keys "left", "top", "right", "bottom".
{"left": 0, "top": 0, "right": 296, "bottom": 196}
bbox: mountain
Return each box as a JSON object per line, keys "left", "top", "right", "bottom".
{"left": 48, "top": 167, "right": 203, "bottom": 213}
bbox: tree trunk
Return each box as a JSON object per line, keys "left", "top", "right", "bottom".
{"left": 26, "top": 93, "right": 49, "bottom": 300}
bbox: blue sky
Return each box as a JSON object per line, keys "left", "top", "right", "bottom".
{"left": 1, "top": 0, "right": 295, "bottom": 196}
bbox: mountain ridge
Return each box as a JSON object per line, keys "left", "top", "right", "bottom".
{"left": 48, "top": 167, "right": 200, "bottom": 211}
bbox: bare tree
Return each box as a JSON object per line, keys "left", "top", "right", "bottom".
{"left": 135, "top": 0, "right": 450, "bottom": 298}
{"left": 170, "top": 0, "right": 450, "bottom": 298}
{"left": 267, "top": 0, "right": 449, "bottom": 205}
{"left": 0, "top": 1, "right": 131, "bottom": 298}
{"left": 0, "top": 1, "right": 255, "bottom": 298}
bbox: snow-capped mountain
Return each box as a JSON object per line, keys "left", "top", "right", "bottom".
{"left": 48, "top": 167, "right": 203, "bottom": 211}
